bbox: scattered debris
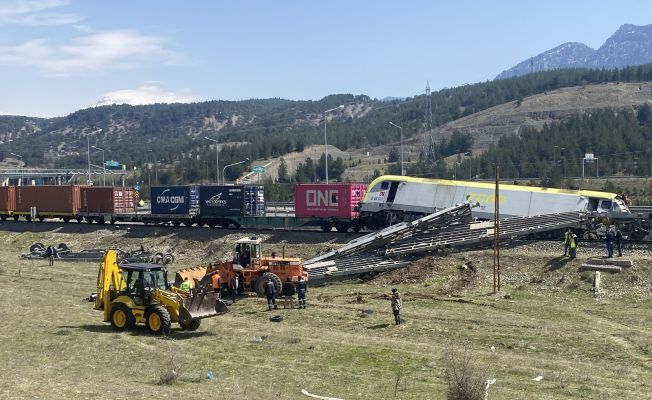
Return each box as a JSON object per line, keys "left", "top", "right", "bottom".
{"left": 532, "top": 376, "right": 544, "bottom": 382}
{"left": 301, "top": 388, "right": 344, "bottom": 400}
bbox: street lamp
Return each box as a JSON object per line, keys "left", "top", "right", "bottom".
{"left": 10, "top": 152, "right": 23, "bottom": 185}
{"left": 204, "top": 135, "right": 220, "bottom": 185}
{"left": 86, "top": 128, "right": 102, "bottom": 185}
{"left": 222, "top": 158, "right": 250, "bottom": 184}
{"left": 388, "top": 122, "right": 404, "bottom": 176}
{"left": 91, "top": 145, "right": 106, "bottom": 186}
{"left": 323, "top": 105, "right": 344, "bottom": 184}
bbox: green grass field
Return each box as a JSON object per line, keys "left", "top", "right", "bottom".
{"left": 0, "top": 231, "right": 650, "bottom": 399}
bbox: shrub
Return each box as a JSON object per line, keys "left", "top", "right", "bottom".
{"left": 443, "top": 346, "right": 488, "bottom": 400}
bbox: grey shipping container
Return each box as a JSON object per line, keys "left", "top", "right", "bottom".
{"left": 198, "top": 185, "right": 244, "bottom": 216}
{"left": 151, "top": 186, "right": 191, "bottom": 214}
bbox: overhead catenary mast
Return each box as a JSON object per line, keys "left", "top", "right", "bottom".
{"left": 425, "top": 81, "right": 434, "bottom": 160}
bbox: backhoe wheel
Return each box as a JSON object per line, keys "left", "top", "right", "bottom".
{"left": 180, "top": 318, "right": 201, "bottom": 331}
{"left": 254, "top": 272, "right": 282, "bottom": 297}
{"left": 110, "top": 303, "right": 135, "bottom": 331}
{"left": 145, "top": 305, "right": 171, "bottom": 335}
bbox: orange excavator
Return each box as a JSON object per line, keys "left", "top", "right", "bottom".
{"left": 175, "top": 237, "right": 308, "bottom": 296}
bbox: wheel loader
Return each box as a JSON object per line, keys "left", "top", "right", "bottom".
{"left": 175, "top": 237, "right": 308, "bottom": 297}
{"left": 94, "top": 249, "right": 228, "bottom": 334}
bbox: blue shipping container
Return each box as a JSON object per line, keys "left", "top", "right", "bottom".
{"left": 198, "top": 185, "right": 244, "bottom": 216}
{"left": 151, "top": 186, "right": 191, "bottom": 214}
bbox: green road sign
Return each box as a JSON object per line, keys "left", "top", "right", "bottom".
{"left": 252, "top": 166, "right": 266, "bottom": 173}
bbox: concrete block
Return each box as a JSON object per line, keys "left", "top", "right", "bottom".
{"left": 580, "top": 264, "right": 622, "bottom": 273}
{"left": 585, "top": 258, "right": 633, "bottom": 268}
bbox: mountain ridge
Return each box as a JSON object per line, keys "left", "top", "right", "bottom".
{"left": 497, "top": 23, "right": 652, "bottom": 79}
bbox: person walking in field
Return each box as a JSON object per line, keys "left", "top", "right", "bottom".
{"left": 264, "top": 277, "right": 277, "bottom": 311}
{"left": 568, "top": 231, "right": 578, "bottom": 259}
{"left": 391, "top": 288, "right": 402, "bottom": 325}
{"left": 230, "top": 274, "right": 240, "bottom": 303}
{"left": 282, "top": 277, "right": 296, "bottom": 309}
{"left": 563, "top": 229, "right": 573, "bottom": 257}
{"left": 46, "top": 245, "right": 56, "bottom": 266}
{"left": 615, "top": 228, "right": 623, "bottom": 257}
{"left": 296, "top": 276, "right": 307, "bottom": 309}
{"left": 211, "top": 271, "right": 222, "bottom": 297}
{"left": 605, "top": 227, "right": 615, "bottom": 258}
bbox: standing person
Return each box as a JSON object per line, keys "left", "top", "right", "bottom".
{"left": 264, "top": 277, "right": 277, "bottom": 311}
{"left": 568, "top": 231, "right": 578, "bottom": 259}
{"left": 296, "top": 276, "right": 307, "bottom": 309}
{"left": 563, "top": 229, "right": 573, "bottom": 257}
{"left": 46, "top": 245, "right": 54, "bottom": 266}
{"left": 615, "top": 228, "right": 623, "bottom": 257}
{"left": 179, "top": 276, "right": 193, "bottom": 293}
{"left": 230, "top": 274, "right": 240, "bottom": 303}
{"left": 605, "top": 227, "right": 615, "bottom": 258}
{"left": 211, "top": 271, "right": 222, "bottom": 297}
{"left": 282, "top": 277, "right": 296, "bottom": 309}
{"left": 391, "top": 288, "right": 402, "bottom": 325}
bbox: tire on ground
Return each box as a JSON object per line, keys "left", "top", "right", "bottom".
{"left": 30, "top": 242, "right": 45, "bottom": 252}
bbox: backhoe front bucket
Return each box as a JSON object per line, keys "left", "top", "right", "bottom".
{"left": 181, "top": 291, "right": 229, "bottom": 320}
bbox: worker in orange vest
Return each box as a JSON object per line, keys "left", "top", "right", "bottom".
{"left": 211, "top": 272, "right": 222, "bottom": 298}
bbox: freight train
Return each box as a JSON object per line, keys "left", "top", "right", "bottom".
{"left": 0, "top": 183, "right": 367, "bottom": 232}
{"left": 0, "top": 176, "right": 646, "bottom": 237}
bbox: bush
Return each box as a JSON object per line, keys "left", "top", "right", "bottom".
{"left": 443, "top": 346, "right": 488, "bottom": 400}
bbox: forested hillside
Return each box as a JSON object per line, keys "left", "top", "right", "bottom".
{"left": 406, "top": 104, "right": 652, "bottom": 186}
{"left": 2, "top": 63, "right": 652, "bottom": 188}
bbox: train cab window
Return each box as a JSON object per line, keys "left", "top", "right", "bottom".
{"left": 612, "top": 198, "right": 629, "bottom": 213}
{"left": 598, "top": 200, "right": 612, "bottom": 212}
{"left": 587, "top": 198, "right": 599, "bottom": 212}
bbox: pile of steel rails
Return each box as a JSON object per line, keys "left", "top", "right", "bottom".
{"left": 304, "top": 204, "right": 582, "bottom": 282}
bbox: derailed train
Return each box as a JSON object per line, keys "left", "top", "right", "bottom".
{"left": 359, "top": 175, "right": 644, "bottom": 238}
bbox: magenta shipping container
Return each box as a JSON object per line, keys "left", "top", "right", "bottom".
{"left": 15, "top": 185, "right": 82, "bottom": 214}
{"left": 294, "top": 183, "right": 366, "bottom": 219}
{"left": 81, "top": 187, "right": 135, "bottom": 214}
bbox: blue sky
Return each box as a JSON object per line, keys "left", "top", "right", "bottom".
{"left": 1, "top": 0, "right": 651, "bottom": 117}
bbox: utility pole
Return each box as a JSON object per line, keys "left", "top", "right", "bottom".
{"left": 493, "top": 163, "right": 501, "bottom": 294}
{"left": 425, "top": 81, "right": 433, "bottom": 159}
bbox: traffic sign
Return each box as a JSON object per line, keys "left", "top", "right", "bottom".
{"left": 252, "top": 166, "right": 266, "bottom": 173}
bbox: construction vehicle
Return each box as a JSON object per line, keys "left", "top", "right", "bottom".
{"left": 94, "top": 250, "right": 228, "bottom": 334}
{"left": 175, "top": 236, "right": 308, "bottom": 297}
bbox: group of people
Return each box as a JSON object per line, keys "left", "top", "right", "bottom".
{"left": 209, "top": 272, "right": 242, "bottom": 303}
{"left": 563, "top": 226, "right": 624, "bottom": 258}
{"left": 264, "top": 276, "right": 307, "bottom": 311}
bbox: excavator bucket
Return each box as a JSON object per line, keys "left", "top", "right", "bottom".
{"left": 181, "top": 290, "right": 229, "bottom": 320}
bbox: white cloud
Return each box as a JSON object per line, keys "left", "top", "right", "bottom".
{"left": 0, "top": 29, "right": 181, "bottom": 73}
{"left": 93, "top": 85, "right": 200, "bottom": 107}
{"left": 0, "top": 0, "right": 83, "bottom": 25}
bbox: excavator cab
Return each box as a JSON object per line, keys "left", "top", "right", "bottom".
{"left": 233, "top": 237, "right": 262, "bottom": 268}
{"left": 121, "top": 264, "right": 168, "bottom": 306}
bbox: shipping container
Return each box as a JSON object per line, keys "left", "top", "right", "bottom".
{"left": 0, "top": 186, "right": 16, "bottom": 213}
{"left": 197, "top": 185, "right": 244, "bottom": 217}
{"left": 150, "top": 186, "right": 191, "bottom": 214}
{"left": 294, "top": 183, "right": 367, "bottom": 219}
{"left": 15, "top": 185, "right": 82, "bottom": 214}
{"left": 244, "top": 185, "right": 265, "bottom": 216}
{"left": 81, "top": 187, "right": 135, "bottom": 214}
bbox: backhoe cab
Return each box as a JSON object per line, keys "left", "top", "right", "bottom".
{"left": 94, "top": 250, "right": 227, "bottom": 334}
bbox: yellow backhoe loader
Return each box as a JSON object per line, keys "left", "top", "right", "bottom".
{"left": 94, "top": 249, "right": 228, "bottom": 334}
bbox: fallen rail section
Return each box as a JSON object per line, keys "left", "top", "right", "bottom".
{"left": 305, "top": 208, "right": 583, "bottom": 281}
